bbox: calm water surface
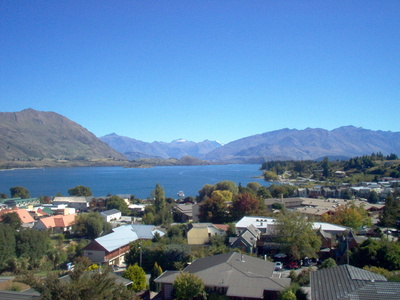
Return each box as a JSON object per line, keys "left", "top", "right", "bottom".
{"left": 0, "top": 164, "right": 266, "bottom": 199}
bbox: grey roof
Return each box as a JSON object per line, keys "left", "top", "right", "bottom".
{"left": 156, "top": 252, "right": 290, "bottom": 299}
{"left": 94, "top": 224, "right": 165, "bottom": 252}
{"left": 0, "top": 291, "right": 40, "bottom": 300}
{"left": 53, "top": 196, "right": 88, "bottom": 203}
{"left": 101, "top": 209, "right": 121, "bottom": 216}
{"left": 59, "top": 270, "right": 133, "bottom": 287}
{"left": 310, "top": 264, "right": 390, "bottom": 300}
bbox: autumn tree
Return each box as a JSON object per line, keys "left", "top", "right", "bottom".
{"left": 10, "top": 186, "right": 30, "bottom": 199}
{"left": 321, "top": 202, "right": 372, "bottom": 230}
{"left": 231, "top": 193, "right": 262, "bottom": 221}
{"left": 68, "top": 185, "right": 92, "bottom": 197}
{"left": 198, "top": 194, "right": 228, "bottom": 223}
{"left": 210, "top": 190, "right": 233, "bottom": 202}
{"left": 173, "top": 271, "right": 205, "bottom": 300}
{"left": 275, "top": 211, "right": 321, "bottom": 260}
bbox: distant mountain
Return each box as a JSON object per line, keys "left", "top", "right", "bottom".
{"left": 0, "top": 109, "right": 126, "bottom": 161}
{"left": 201, "top": 126, "right": 400, "bottom": 163}
{"left": 100, "top": 133, "right": 223, "bottom": 160}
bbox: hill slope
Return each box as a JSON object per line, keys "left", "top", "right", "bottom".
{"left": 100, "top": 133, "right": 222, "bottom": 160}
{"left": 0, "top": 109, "right": 126, "bottom": 161}
{"left": 202, "top": 126, "right": 400, "bottom": 162}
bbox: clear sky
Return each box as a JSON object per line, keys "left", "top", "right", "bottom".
{"left": 1, "top": 1, "right": 399, "bottom": 144}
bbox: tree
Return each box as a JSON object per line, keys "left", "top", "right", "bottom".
{"left": 19, "top": 267, "right": 134, "bottom": 299}
{"left": 106, "top": 195, "right": 130, "bottom": 215}
{"left": 0, "top": 223, "right": 16, "bottom": 268}
{"left": 269, "top": 184, "right": 296, "bottom": 198}
{"left": 263, "top": 171, "right": 279, "bottom": 181}
{"left": 318, "top": 258, "right": 337, "bottom": 269}
{"left": 122, "top": 263, "right": 146, "bottom": 292}
{"left": 68, "top": 185, "right": 92, "bottom": 197}
{"left": 321, "top": 202, "right": 372, "bottom": 230}
{"left": 10, "top": 186, "right": 30, "bottom": 199}
{"left": 150, "top": 262, "right": 163, "bottom": 292}
{"left": 231, "top": 193, "right": 262, "bottom": 220}
{"left": 368, "top": 190, "right": 379, "bottom": 204}
{"left": 173, "top": 271, "right": 205, "bottom": 300}
{"left": 210, "top": 190, "right": 233, "bottom": 202}
{"left": 74, "top": 212, "right": 111, "bottom": 239}
{"left": 154, "top": 183, "right": 166, "bottom": 213}
{"left": 197, "top": 184, "right": 215, "bottom": 202}
{"left": 214, "top": 180, "right": 239, "bottom": 195}
{"left": 379, "top": 195, "right": 400, "bottom": 227}
{"left": 321, "top": 157, "right": 331, "bottom": 178}
{"left": 0, "top": 193, "right": 8, "bottom": 199}
{"left": 275, "top": 211, "right": 321, "bottom": 260}
{"left": 1, "top": 212, "right": 22, "bottom": 229}
{"left": 247, "top": 182, "right": 262, "bottom": 193}
{"left": 198, "top": 195, "right": 228, "bottom": 223}
{"left": 15, "top": 228, "right": 50, "bottom": 269}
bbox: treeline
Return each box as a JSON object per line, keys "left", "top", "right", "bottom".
{"left": 260, "top": 152, "right": 400, "bottom": 181}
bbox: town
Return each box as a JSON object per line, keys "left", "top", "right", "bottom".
{"left": 0, "top": 155, "right": 400, "bottom": 300}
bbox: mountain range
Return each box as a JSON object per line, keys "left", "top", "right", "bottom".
{"left": 99, "top": 133, "right": 223, "bottom": 160}
{"left": 1, "top": 109, "right": 399, "bottom": 164}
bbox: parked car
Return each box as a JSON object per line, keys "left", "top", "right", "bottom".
{"left": 274, "top": 262, "right": 283, "bottom": 271}
{"left": 286, "top": 262, "right": 299, "bottom": 269}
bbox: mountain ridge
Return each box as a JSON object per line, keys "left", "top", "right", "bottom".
{"left": 0, "top": 109, "right": 126, "bottom": 161}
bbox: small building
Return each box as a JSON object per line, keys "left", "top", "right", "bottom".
{"left": 100, "top": 209, "right": 121, "bottom": 222}
{"left": 186, "top": 223, "right": 227, "bottom": 245}
{"left": 33, "top": 213, "right": 77, "bottom": 233}
{"left": 155, "top": 252, "right": 291, "bottom": 299}
{"left": 52, "top": 196, "right": 90, "bottom": 212}
{"left": 229, "top": 224, "right": 260, "bottom": 253}
{"left": 82, "top": 224, "right": 165, "bottom": 266}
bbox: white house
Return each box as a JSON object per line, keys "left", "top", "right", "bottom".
{"left": 100, "top": 209, "right": 122, "bottom": 222}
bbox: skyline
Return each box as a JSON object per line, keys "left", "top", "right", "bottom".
{"left": 2, "top": 1, "right": 400, "bottom": 144}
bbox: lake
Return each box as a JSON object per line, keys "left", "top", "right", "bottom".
{"left": 0, "top": 164, "right": 266, "bottom": 199}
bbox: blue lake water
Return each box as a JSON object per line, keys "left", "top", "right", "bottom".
{"left": 0, "top": 164, "right": 266, "bottom": 199}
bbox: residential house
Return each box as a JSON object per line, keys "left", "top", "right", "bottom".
{"left": 0, "top": 208, "right": 35, "bottom": 228}
{"left": 310, "top": 264, "right": 400, "bottom": 300}
{"left": 100, "top": 209, "right": 121, "bottom": 222}
{"left": 229, "top": 224, "right": 260, "bottom": 253}
{"left": 52, "top": 196, "right": 90, "bottom": 212}
{"left": 186, "top": 223, "right": 227, "bottom": 245}
{"left": 173, "top": 203, "right": 194, "bottom": 222}
{"left": 33, "top": 213, "right": 77, "bottom": 233}
{"left": 155, "top": 252, "right": 291, "bottom": 300}
{"left": 82, "top": 224, "right": 165, "bottom": 266}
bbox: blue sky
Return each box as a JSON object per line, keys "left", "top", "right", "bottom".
{"left": 1, "top": 1, "right": 399, "bottom": 144}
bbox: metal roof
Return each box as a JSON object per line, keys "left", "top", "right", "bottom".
{"left": 95, "top": 224, "right": 165, "bottom": 253}
{"left": 310, "top": 264, "right": 389, "bottom": 300}
{"left": 100, "top": 209, "right": 121, "bottom": 216}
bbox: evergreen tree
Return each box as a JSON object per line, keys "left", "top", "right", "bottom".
{"left": 150, "top": 262, "right": 163, "bottom": 292}
{"left": 154, "top": 184, "right": 166, "bottom": 213}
